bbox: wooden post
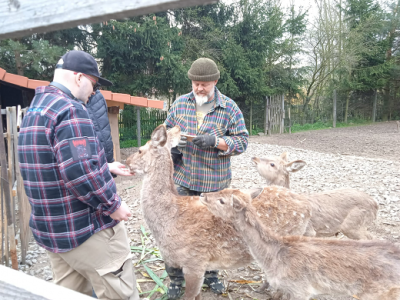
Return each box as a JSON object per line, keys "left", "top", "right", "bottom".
{"left": 12, "top": 106, "right": 30, "bottom": 264}
{"left": 264, "top": 96, "right": 268, "bottom": 135}
{"left": 281, "top": 94, "right": 285, "bottom": 134}
{"left": 288, "top": 104, "right": 291, "bottom": 134}
{"left": 333, "top": 89, "right": 337, "bottom": 128}
{"left": 136, "top": 107, "right": 141, "bottom": 147}
{"left": 249, "top": 100, "right": 253, "bottom": 136}
{"left": 107, "top": 107, "right": 121, "bottom": 164}
{"left": 372, "top": 90, "right": 377, "bottom": 122}
{"left": 0, "top": 108, "right": 18, "bottom": 270}
{"left": 6, "top": 108, "right": 15, "bottom": 227}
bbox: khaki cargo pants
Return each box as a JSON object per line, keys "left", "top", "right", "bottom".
{"left": 47, "top": 221, "right": 139, "bottom": 300}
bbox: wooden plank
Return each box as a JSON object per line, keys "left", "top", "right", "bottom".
{"left": 6, "top": 108, "right": 15, "bottom": 227}
{"left": 0, "top": 265, "right": 94, "bottom": 300}
{"left": 12, "top": 105, "right": 30, "bottom": 264}
{"left": 0, "top": 108, "right": 18, "bottom": 269}
{"left": 108, "top": 111, "right": 121, "bottom": 182}
{"left": 0, "top": 0, "right": 218, "bottom": 40}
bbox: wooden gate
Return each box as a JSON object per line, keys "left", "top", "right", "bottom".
{"left": 264, "top": 94, "right": 285, "bottom": 135}
{"left": 1, "top": 106, "right": 31, "bottom": 269}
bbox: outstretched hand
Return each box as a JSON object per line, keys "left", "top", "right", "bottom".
{"left": 108, "top": 162, "right": 134, "bottom": 176}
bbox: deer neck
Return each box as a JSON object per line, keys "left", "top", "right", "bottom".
{"left": 268, "top": 174, "right": 290, "bottom": 189}
{"left": 140, "top": 150, "right": 178, "bottom": 229}
{"left": 233, "top": 208, "right": 284, "bottom": 271}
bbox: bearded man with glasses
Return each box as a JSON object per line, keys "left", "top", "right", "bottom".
{"left": 18, "top": 50, "right": 139, "bottom": 300}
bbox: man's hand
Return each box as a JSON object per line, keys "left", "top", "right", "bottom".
{"left": 178, "top": 132, "right": 188, "bottom": 149}
{"left": 108, "top": 162, "right": 134, "bottom": 176}
{"left": 192, "top": 135, "right": 217, "bottom": 149}
{"left": 110, "top": 201, "right": 132, "bottom": 221}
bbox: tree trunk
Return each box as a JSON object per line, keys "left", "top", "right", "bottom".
{"left": 344, "top": 91, "right": 350, "bottom": 123}
{"left": 13, "top": 47, "right": 24, "bottom": 76}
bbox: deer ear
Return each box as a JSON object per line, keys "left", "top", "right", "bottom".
{"left": 251, "top": 157, "right": 260, "bottom": 165}
{"left": 280, "top": 152, "right": 288, "bottom": 161}
{"left": 285, "top": 160, "right": 306, "bottom": 173}
{"left": 151, "top": 125, "right": 167, "bottom": 148}
{"left": 249, "top": 188, "right": 263, "bottom": 199}
{"left": 167, "top": 125, "right": 181, "bottom": 148}
{"left": 231, "top": 195, "right": 244, "bottom": 212}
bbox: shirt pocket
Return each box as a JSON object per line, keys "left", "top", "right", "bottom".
{"left": 209, "top": 125, "right": 228, "bottom": 138}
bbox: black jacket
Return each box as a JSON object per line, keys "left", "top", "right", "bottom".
{"left": 87, "top": 90, "right": 114, "bottom": 163}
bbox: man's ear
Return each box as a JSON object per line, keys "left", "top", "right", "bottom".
{"left": 231, "top": 195, "right": 245, "bottom": 212}
{"left": 151, "top": 125, "right": 167, "bottom": 148}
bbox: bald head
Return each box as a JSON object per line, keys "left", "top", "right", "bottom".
{"left": 53, "top": 69, "right": 95, "bottom": 104}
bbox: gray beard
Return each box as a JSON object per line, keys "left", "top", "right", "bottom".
{"left": 194, "top": 94, "right": 209, "bottom": 106}
{"left": 194, "top": 89, "right": 214, "bottom": 106}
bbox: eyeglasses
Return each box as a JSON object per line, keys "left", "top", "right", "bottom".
{"left": 74, "top": 72, "right": 100, "bottom": 91}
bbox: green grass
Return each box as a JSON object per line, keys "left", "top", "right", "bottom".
{"left": 120, "top": 139, "right": 150, "bottom": 148}
{"left": 290, "top": 119, "right": 372, "bottom": 133}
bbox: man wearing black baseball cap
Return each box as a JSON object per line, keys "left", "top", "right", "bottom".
{"left": 18, "top": 50, "right": 139, "bottom": 300}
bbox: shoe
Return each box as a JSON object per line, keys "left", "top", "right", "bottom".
{"left": 167, "top": 281, "right": 183, "bottom": 299}
{"left": 204, "top": 276, "right": 225, "bottom": 294}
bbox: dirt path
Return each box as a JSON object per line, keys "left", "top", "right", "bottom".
{"left": 251, "top": 121, "right": 400, "bottom": 162}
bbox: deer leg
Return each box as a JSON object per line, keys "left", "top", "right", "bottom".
{"left": 182, "top": 268, "right": 204, "bottom": 300}
{"left": 303, "top": 221, "right": 316, "bottom": 237}
{"left": 255, "top": 281, "right": 270, "bottom": 293}
{"left": 340, "top": 208, "right": 373, "bottom": 240}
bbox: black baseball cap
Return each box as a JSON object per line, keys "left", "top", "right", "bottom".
{"left": 56, "top": 50, "right": 113, "bottom": 86}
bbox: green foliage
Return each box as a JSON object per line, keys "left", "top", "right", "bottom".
{"left": 120, "top": 139, "right": 150, "bottom": 148}
{"left": 291, "top": 119, "right": 372, "bottom": 133}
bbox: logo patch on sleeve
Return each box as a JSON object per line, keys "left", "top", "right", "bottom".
{"left": 68, "top": 137, "right": 92, "bottom": 160}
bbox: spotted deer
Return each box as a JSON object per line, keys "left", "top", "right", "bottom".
{"left": 126, "top": 125, "right": 315, "bottom": 300}
{"left": 200, "top": 192, "right": 400, "bottom": 300}
{"left": 252, "top": 152, "right": 378, "bottom": 239}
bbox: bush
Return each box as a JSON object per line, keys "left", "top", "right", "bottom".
{"left": 120, "top": 139, "right": 150, "bottom": 149}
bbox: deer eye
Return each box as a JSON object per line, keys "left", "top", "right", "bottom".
{"left": 138, "top": 150, "right": 142, "bottom": 154}
{"left": 270, "top": 163, "right": 275, "bottom": 167}
{"left": 219, "top": 199, "right": 225, "bottom": 204}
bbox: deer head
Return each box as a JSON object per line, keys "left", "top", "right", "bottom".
{"left": 199, "top": 189, "right": 260, "bottom": 221}
{"left": 252, "top": 152, "right": 306, "bottom": 188}
{"left": 126, "top": 124, "right": 181, "bottom": 175}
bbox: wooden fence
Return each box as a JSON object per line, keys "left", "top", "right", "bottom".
{"left": 1, "top": 106, "right": 31, "bottom": 269}
{"left": 265, "top": 94, "right": 287, "bottom": 135}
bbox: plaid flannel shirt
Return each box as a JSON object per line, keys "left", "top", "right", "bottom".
{"left": 164, "top": 87, "right": 249, "bottom": 192}
{"left": 18, "top": 86, "right": 120, "bottom": 253}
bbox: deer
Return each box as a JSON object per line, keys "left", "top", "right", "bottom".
{"left": 252, "top": 152, "right": 378, "bottom": 240}
{"left": 126, "top": 125, "right": 316, "bottom": 300}
{"left": 200, "top": 191, "right": 400, "bottom": 300}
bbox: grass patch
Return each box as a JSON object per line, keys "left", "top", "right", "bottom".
{"left": 290, "top": 119, "right": 372, "bottom": 133}
{"left": 120, "top": 139, "right": 150, "bottom": 148}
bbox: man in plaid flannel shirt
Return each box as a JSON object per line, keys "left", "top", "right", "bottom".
{"left": 164, "top": 58, "right": 249, "bottom": 299}
{"left": 18, "top": 50, "right": 139, "bottom": 300}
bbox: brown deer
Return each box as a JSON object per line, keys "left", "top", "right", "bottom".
{"left": 200, "top": 192, "right": 400, "bottom": 300}
{"left": 126, "top": 125, "right": 314, "bottom": 300}
{"left": 252, "top": 152, "right": 378, "bottom": 239}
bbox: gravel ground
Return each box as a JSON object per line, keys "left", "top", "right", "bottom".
{"left": 16, "top": 122, "right": 400, "bottom": 300}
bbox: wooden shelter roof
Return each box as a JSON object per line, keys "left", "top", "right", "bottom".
{"left": 0, "top": 67, "right": 164, "bottom": 109}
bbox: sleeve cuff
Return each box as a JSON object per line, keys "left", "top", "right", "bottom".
{"left": 102, "top": 194, "right": 122, "bottom": 216}
{"left": 218, "top": 136, "right": 236, "bottom": 156}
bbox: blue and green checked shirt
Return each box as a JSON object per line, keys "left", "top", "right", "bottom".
{"left": 164, "top": 87, "right": 249, "bottom": 192}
